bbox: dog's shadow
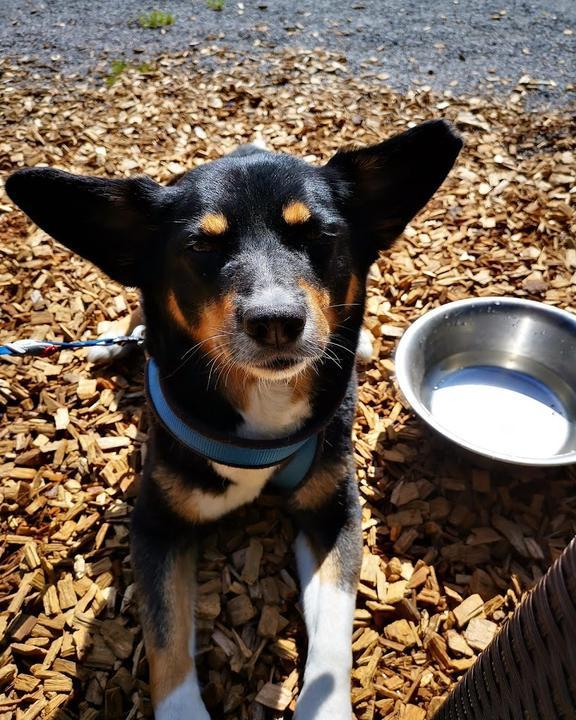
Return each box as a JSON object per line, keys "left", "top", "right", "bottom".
{"left": 291, "top": 673, "right": 335, "bottom": 718}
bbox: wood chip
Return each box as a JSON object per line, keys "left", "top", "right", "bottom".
{"left": 453, "top": 594, "right": 485, "bottom": 628}
{"left": 241, "top": 539, "right": 264, "bottom": 585}
{"left": 227, "top": 594, "right": 257, "bottom": 626}
{"left": 384, "top": 620, "right": 419, "bottom": 649}
{"left": 255, "top": 682, "right": 293, "bottom": 711}
{"left": 464, "top": 617, "right": 499, "bottom": 651}
{"left": 446, "top": 629, "right": 474, "bottom": 657}
{"left": 53, "top": 408, "right": 69, "bottom": 431}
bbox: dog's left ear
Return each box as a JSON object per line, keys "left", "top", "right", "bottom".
{"left": 325, "top": 120, "right": 462, "bottom": 253}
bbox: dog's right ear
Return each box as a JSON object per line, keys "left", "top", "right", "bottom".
{"left": 5, "top": 168, "right": 167, "bottom": 286}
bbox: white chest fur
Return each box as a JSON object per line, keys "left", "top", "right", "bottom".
{"left": 210, "top": 381, "right": 311, "bottom": 489}
{"left": 238, "top": 382, "right": 311, "bottom": 439}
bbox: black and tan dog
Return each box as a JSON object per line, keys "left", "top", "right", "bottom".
{"left": 6, "top": 121, "right": 461, "bottom": 720}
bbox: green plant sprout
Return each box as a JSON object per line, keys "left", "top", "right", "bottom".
{"left": 138, "top": 10, "right": 175, "bottom": 29}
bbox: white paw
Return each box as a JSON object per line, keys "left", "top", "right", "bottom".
{"left": 86, "top": 325, "right": 144, "bottom": 364}
{"left": 251, "top": 136, "right": 268, "bottom": 150}
{"left": 356, "top": 327, "right": 373, "bottom": 364}
{"left": 86, "top": 340, "right": 127, "bottom": 364}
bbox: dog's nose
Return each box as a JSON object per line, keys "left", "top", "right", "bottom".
{"left": 243, "top": 305, "right": 306, "bottom": 348}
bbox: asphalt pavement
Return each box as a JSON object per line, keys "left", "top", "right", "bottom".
{"left": 0, "top": 0, "right": 574, "bottom": 104}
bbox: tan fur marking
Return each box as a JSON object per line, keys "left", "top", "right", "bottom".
{"left": 167, "top": 289, "right": 193, "bottom": 335}
{"left": 194, "top": 293, "right": 234, "bottom": 352}
{"left": 291, "top": 463, "right": 345, "bottom": 511}
{"left": 193, "top": 292, "right": 253, "bottom": 410}
{"left": 283, "top": 200, "right": 312, "bottom": 225}
{"left": 291, "top": 365, "right": 314, "bottom": 403}
{"left": 166, "top": 291, "right": 253, "bottom": 409}
{"left": 144, "top": 551, "right": 196, "bottom": 704}
{"left": 344, "top": 274, "right": 360, "bottom": 308}
{"left": 318, "top": 550, "right": 341, "bottom": 584}
{"left": 199, "top": 212, "right": 228, "bottom": 235}
{"left": 299, "top": 279, "right": 337, "bottom": 334}
{"left": 153, "top": 465, "right": 204, "bottom": 523}
{"left": 223, "top": 367, "right": 253, "bottom": 411}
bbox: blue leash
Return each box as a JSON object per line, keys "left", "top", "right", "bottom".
{"left": 0, "top": 334, "right": 144, "bottom": 357}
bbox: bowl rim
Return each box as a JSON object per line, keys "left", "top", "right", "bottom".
{"left": 394, "top": 296, "right": 576, "bottom": 467}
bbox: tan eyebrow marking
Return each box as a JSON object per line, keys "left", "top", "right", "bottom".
{"left": 199, "top": 212, "right": 228, "bottom": 235}
{"left": 283, "top": 200, "right": 312, "bottom": 225}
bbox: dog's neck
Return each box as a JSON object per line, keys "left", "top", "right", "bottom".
{"left": 235, "top": 378, "right": 313, "bottom": 440}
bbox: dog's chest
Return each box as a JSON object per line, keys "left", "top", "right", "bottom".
{"left": 159, "top": 383, "right": 312, "bottom": 524}
{"left": 210, "top": 383, "right": 311, "bottom": 490}
{"left": 238, "top": 382, "right": 311, "bottom": 440}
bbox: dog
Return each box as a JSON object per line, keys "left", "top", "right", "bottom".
{"left": 6, "top": 120, "right": 462, "bottom": 720}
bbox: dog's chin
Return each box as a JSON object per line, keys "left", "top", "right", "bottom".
{"left": 244, "top": 358, "right": 310, "bottom": 381}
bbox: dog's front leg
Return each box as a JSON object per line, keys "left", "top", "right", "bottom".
{"left": 131, "top": 509, "right": 210, "bottom": 720}
{"left": 291, "top": 473, "right": 362, "bottom": 720}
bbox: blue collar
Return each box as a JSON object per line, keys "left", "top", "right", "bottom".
{"left": 145, "top": 359, "right": 319, "bottom": 490}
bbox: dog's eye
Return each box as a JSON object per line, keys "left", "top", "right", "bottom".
{"left": 185, "top": 237, "right": 220, "bottom": 253}
{"left": 320, "top": 222, "right": 342, "bottom": 239}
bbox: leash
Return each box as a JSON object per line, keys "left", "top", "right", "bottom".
{"left": 0, "top": 327, "right": 145, "bottom": 357}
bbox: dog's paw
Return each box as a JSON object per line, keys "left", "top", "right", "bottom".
{"left": 356, "top": 327, "right": 374, "bottom": 364}
{"left": 86, "top": 324, "right": 144, "bottom": 364}
{"left": 251, "top": 136, "right": 268, "bottom": 150}
{"left": 86, "top": 340, "right": 126, "bottom": 364}
{"left": 229, "top": 138, "right": 268, "bottom": 158}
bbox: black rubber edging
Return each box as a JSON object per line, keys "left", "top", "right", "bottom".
{"left": 432, "top": 535, "right": 576, "bottom": 720}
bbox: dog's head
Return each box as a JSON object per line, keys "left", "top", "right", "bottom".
{"left": 6, "top": 121, "right": 461, "bottom": 382}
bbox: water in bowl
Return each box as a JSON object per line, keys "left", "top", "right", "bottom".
{"left": 428, "top": 364, "right": 572, "bottom": 460}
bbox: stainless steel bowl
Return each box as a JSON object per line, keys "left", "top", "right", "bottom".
{"left": 395, "top": 297, "right": 576, "bottom": 466}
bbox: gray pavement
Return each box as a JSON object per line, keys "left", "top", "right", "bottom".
{"left": 0, "top": 0, "right": 574, "bottom": 104}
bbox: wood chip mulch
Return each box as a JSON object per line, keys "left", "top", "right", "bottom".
{"left": 0, "top": 48, "right": 575, "bottom": 720}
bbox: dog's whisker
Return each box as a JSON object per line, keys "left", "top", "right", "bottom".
{"left": 323, "top": 347, "right": 343, "bottom": 370}
{"left": 327, "top": 339, "right": 357, "bottom": 358}
{"left": 180, "top": 332, "right": 233, "bottom": 362}
{"left": 222, "top": 357, "right": 239, "bottom": 389}
{"left": 206, "top": 347, "right": 229, "bottom": 388}
{"left": 213, "top": 351, "right": 237, "bottom": 389}
{"left": 333, "top": 324, "right": 359, "bottom": 336}
{"left": 327, "top": 303, "right": 362, "bottom": 309}
{"left": 161, "top": 333, "right": 233, "bottom": 380}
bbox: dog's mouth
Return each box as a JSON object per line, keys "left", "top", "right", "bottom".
{"left": 245, "top": 353, "right": 311, "bottom": 380}
{"left": 263, "top": 357, "right": 301, "bottom": 371}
